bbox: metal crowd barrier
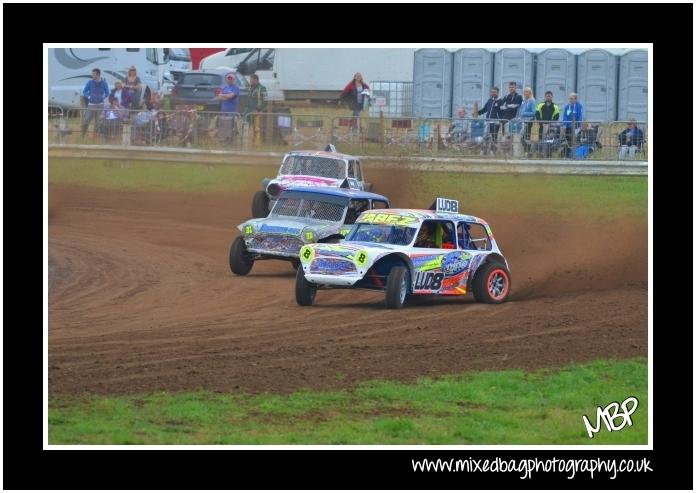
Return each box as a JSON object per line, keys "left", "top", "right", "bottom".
{"left": 48, "top": 106, "right": 648, "bottom": 161}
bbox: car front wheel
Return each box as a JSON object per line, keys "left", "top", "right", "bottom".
{"left": 229, "top": 236, "right": 254, "bottom": 275}
{"left": 295, "top": 268, "right": 317, "bottom": 306}
{"left": 385, "top": 266, "right": 409, "bottom": 309}
{"left": 251, "top": 190, "right": 269, "bottom": 218}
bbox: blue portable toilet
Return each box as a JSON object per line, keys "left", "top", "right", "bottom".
{"left": 451, "top": 48, "right": 494, "bottom": 116}
{"left": 413, "top": 49, "right": 453, "bottom": 118}
{"left": 618, "top": 50, "right": 648, "bottom": 122}
{"left": 493, "top": 49, "right": 535, "bottom": 93}
{"left": 535, "top": 49, "right": 576, "bottom": 108}
{"left": 577, "top": 49, "right": 618, "bottom": 122}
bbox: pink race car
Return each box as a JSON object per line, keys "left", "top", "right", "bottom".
{"left": 251, "top": 145, "right": 372, "bottom": 218}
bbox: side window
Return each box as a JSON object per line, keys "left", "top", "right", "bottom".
{"left": 414, "top": 220, "right": 456, "bottom": 249}
{"left": 258, "top": 48, "right": 275, "bottom": 70}
{"left": 355, "top": 161, "right": 363, "bottom": 181}
{"left": 146, "top": 48, "right": 158, "bottom": 64}
{"left": 371, "top": 200, "right": 389, "bottom": 209}
{"left": 347, "top": 160, "right": 356, "bottom": 178}
{"left": 462, "top": 223, "right": 491, "bottom": 251}
{"left": 345, "top": 199, "right": 369, "bottom": 224}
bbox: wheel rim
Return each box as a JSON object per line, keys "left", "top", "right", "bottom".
{"left": 399, "top": 275, "right": 407, "bottom": 304}
{"left": 487, "top": 269, "right": 509, "bottom": 300}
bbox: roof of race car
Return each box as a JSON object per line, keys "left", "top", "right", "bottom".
{"left": 356, "top": 208, "right": 487, "bottom": 224}
{"left": 284, "top": 150, "right": 359, "bottom": 160}
{"left": 282, "top": 186, "right": 389, "bottom": 202}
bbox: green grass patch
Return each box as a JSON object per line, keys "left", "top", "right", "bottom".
{"left": 48, "top": 158, "right": 276, "bottom": 193}
{"left": 412, "top": 173, "right": 647, "bottom": 219}
{"left": 49, "top": 358, "right": 648, "bottom": 445}
{"left": 49, "top": 158, "right": 646, "bottom": 221}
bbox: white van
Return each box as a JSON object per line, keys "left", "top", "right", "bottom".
{"left": 48, "top": 48, "right": 192, "bottom": 108}
{"left": 199, "top": 48, "right": 254, "bottom": 71}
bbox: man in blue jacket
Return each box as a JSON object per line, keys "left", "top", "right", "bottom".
{"left": 81, "top": 68, "right": 110, "bottom": 138}
{"left": 561, "top": 92, "right": 584, "bottom": 158}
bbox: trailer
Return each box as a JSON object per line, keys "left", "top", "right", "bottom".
{"left": 48, "top": 48, "right": 192, "bottom": 108}
{"left": 200, "top": 47, "right": 416, "bottom": 101}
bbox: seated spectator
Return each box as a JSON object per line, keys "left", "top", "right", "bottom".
{"left": 101, "top": 99, "right": 124, "bottom": 140}
{"left": 574, "top": 121, "right": 602, "bottom": 159}
{"left": 617, "top": 119, "right": 644, "bottom": 160}
{"left": 537, "top": 124, "right": 563, "bottom": 158}
{"left": 448, "top": 107, "right": 470, "bottom": 144}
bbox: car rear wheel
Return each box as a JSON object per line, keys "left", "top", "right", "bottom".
{"left": 229, "top": 236, "right": 254, "bottom": 275}
{"left": 295, "top": 268, "right": 317, "bottom": 306}
{"left": 385, "top": 266, "right": 409, "bottom": 309}
{"left": 472, "top": 262, "right": 511, "bottom": 304}
{"left": 251, "top": 190, "right": 269, "bottom": 218}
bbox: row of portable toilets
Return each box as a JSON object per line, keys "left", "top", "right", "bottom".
{"left": 409, "top": 48, "right": 648, "bottom": 122}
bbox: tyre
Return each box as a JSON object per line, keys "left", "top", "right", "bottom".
{"left": 229, "top": 236, "right": 254, "bottom": 275}
{"left": 363, "top": 182, "right": 373, "bottom": 192}
{"left": 472, "top": 262, "right": 511, "bottom": 304}
{"left": 290, "top": 258, "right": 301, "bottom": 270}
{"left": 295, "top": 267, "right": 317, "bottom": 306}
{"left": 385, "top": 266, "right": 409, "bottom": 309}
{"left": 251, "top": 190, "right": 269, "bottom": 218}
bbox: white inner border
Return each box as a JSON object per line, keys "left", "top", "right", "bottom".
{"left": 43, "top": 42, "right": 653, "bottom": 451}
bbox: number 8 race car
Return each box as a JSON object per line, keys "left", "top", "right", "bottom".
{"left": 295, "top": 198, "right": 511, "bottom": 308}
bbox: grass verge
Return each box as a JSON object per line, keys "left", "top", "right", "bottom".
{"left": 49, "top": 358, "right": 647, "bottom": 445}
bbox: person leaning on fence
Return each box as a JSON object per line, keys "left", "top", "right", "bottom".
{"left": 535, "top": 91, "right": 560, "bottom": 143}
{"left": 473, "top": 86, "right": 504, "bottom": 153}
{"left": 81, "top": 68, "right": 110, "bottom": 138}
{"left": 499, "top": 81, "right": 523, "bottom": 134}
{"left": 617, "top": 119, "right": 644, "bottom": 160}
{"left": 340, "top": 72, "right": 370, "bottom": 131}
{"left": 519, "top": 87, "right": 536, "bottom": 154}
{"left": 245, "top": 73, "right": 268, "bottom": 145}
{"left": 218, "top": 72, "right": 240, "bottom": 144}
{"left": 561, "top": 92, "right": 584, "bottom": 158}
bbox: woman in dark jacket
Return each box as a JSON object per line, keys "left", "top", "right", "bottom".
{"left": 340, "top": 72, "right": 370, "bottom": 117}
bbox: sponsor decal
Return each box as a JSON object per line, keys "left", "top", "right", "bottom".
{"left": 359, "top": 212, "right": 418, "bottom": 226}
{"left": 259, "top": 224, "right": 302, "bottom": 235}
{"left": 414, "top": 271, "right": 444, "bottom": 291}
{"left": 244, "top": 225, "right": 254, "bottom": 235}
{"left": 411, "top": 254, "right": 444, "bottom": 272}
{"left": 310, "top": 257, "right": 356, "bottom": 275}
{"left": 442, "top": 252, "right": 472, "bottom": 276}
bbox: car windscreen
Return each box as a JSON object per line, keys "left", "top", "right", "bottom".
{"left": 180, "top": 74, "right": 221, "bottom": 86}
{"left": 270, "top": 192, "right": 348, "bottom": 222}
{"left": 347, "top": 224, "right": 417, "bottom": 246}
{"left": 280, "top": 156, "right": 344, "bottom": 179}
{"left": 168, "top": 48, "right": 190, "bottom": 61}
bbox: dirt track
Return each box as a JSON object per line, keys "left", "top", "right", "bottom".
{"left": 48, "top": 173, "right": 648, "bottom": 395}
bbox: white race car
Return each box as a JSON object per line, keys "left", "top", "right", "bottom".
{"left": 295, "top": 198, "right": 511, "bottom": 308}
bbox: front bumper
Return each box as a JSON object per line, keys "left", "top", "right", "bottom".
{"left": 303, "top": 272, "right": 363, "bottom": 287}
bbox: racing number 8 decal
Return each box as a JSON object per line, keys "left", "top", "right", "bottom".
{"left": 355, "top": 250, "right": 368, "bottom": 268}
{"left": 300, "top": 246, "right": 314, "bottom": 264}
